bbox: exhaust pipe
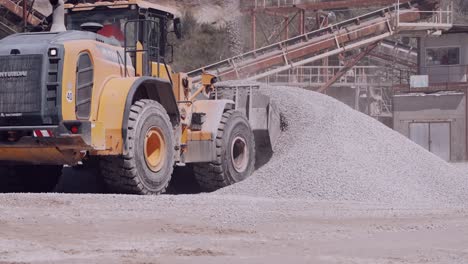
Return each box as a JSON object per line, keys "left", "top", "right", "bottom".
{"left": 49, "top": 0, "right": 66, "bottom": 32}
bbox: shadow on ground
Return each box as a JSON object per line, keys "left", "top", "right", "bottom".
{"left": 55, "top": 165, "right": 203, "bottom": 195}
{"left": 22, "top": 143, "right": 275, "bottom": 195}
{"left": 54, "top": 143, "right": 273, "bottom": 195}
{"left": 54, "top": 166, "right": 105, "bottom": 194}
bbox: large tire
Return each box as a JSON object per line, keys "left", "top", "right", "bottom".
{"left": 100, "top": 99, "right": 175, "bottom": 195}
{"left": 193, "top": 110, "right": 255, "bottom": 192}
{"left": 0, "top": 165, "right": 62, "bottom": 193}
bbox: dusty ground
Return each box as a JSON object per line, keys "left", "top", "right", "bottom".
{"left": 0, "top": 158, "right": 467, "bottom": 263}
{"left": 1, "top": 194, "right": 468, "bottom": 264}
{"left": 0, "top": 164, "right": 467, "bottom": 263}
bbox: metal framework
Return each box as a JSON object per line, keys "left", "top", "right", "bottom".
{"left": 241, "top": 0, "right": 414, "bottom": 12}
{"left": 188, "top": 0, "right": 452, "bottom": 84}
{"left": 0, "top": 0, "right": 45, "bottom": 36}
{"left": 317, "top": 42, "right": 380, "bottom": 93}
{"left": 244, "top": 0, "right": 417, "bottom": 49}
{"left": 262, "top": 65, "right": 393, "bottom": 87}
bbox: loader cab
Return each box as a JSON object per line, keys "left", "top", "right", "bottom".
{"left": 64, "top": 0, "right": 181, "bottom": 77}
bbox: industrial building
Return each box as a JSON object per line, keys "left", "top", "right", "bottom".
{"left": 393, "top": 26, "right": 468, "bottom": 162}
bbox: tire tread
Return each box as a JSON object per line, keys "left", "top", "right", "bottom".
{"left": 100, "top": 99, "right": 174, "bottom": 195}
{"left": 193, "top": 110, "right": 255, "bottom": 192}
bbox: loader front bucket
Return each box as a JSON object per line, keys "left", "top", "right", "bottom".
{"left": 249, "top": 93, "right": 281, "bottom": 149}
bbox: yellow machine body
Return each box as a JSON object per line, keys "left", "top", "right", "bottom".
{"left": 0, "top": 0, "right": 279, "bottom": 167}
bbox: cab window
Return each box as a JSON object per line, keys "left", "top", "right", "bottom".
{"left": 66, "top": 9, "right": 138, "bottom": 45}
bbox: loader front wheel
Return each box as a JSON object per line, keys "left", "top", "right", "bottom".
{"left": 193, "top": 110, "right": 255, "bottom": 192}
{"left": 100, "top": 100, "right": 174, "bottom": 195}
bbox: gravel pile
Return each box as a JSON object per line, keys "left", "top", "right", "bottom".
{"left": 218, "top": 85, "right": 468, "bottom": 205}
{"left": 224, "top": 0, "right": 244, "bottom": 56}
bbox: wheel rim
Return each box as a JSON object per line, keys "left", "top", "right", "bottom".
{"left": 144, "top": 127, "right": 166, "bottom": 172}
{"left": 231, "top": 136, "right": 249, "bottom": 173}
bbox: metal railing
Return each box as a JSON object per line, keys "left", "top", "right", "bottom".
{"left": 391, "top": 65, "right": 468, "bottom": 85}
{"left": 392, "top": 65, "right": 468, "bottom": 92}
{"left": 258, "top": 64, "right": 396, "bottom": 117}
{"left": 421, "top": 65, "right": 468, "bottom": 83}
{"left": 419, "top": 65, "right": 468, "bottom": 85}
{"left": 396, "top": 0, "right": 453, "bottom": 30}
{"left": 261, "top": 66, "right": 393, "bottom": 87}
{"left": 250, "top": 0, "right": 299, "bottom": 8}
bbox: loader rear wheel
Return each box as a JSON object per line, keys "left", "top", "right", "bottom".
{"left": 193, "top": 110, "right": 255, "bottom": 192}
{"left": 0, "top": 165, "right": 62, "bottom": 193}
{"left": 100, "top": 99, "right": 175, "bottom": 195}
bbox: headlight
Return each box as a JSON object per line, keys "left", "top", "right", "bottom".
{"left": 49, "top": 48, "right": 58, "bottom": 57}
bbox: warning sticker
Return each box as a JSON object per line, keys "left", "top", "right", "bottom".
{"left": 66, "top": 90, "right": 73, "bottom": 103}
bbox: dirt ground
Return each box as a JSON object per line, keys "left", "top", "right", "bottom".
{"left": 0, "top": 165, "right": 467, "bottom": 263}
{"left": 1, "top": 194, "right": 468, "bottom": 264}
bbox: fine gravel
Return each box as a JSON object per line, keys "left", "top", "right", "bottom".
{"left": 217, "top": 85, "right": 468, "bottom": 206}
{"left": 2, "top": 193, "right": 468, "bottom": 263}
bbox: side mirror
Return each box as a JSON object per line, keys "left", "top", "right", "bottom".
{"left": 173, "top": 18, "right": 182, "bottom": 39}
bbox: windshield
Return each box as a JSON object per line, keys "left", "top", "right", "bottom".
{"left": 66, "top": 9, "right": 138, "bottom": 44}
{"left": 65, "top": 7, "right": 167, "bottom": 65}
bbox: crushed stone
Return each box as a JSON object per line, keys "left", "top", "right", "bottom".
{"left": 217, "top": 85, "right": 468, "bottom": 206}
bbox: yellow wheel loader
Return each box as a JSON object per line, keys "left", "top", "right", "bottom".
{"left": 0, "top": 0, "right": 280, "bottom": 194}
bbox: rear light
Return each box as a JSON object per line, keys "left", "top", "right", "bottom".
{"left": 70, "top": 126, "right": 79, "bottom": 134}
{"left": 63, "top": 121, "right": 82, "bottom": 134}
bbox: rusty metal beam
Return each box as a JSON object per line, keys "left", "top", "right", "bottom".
{"left": 218, "top": 11, "right": 420, "bottom": 80}
{"left": 257, "top": 15, "right": 271, "bottom": 46}
{"left": 317, "top": 42, "right": 380, "bottom": 93}
{"left": 265, "top": 17, "right": 287, "bottom": 43}
{"left": 188, "top": 1, "right": 439, "bottom": 82}
{"left": 263, "top": 9, "right": 289, "bottom": 18}
{"left": 22, "top": 0, "right": 26, "bottom": 30}
{"left": 243, "top": 0, "right": 413, "bottom": 14}
{"left": 299, "top": 9, "right": 305, "bottom": 35}
{"left": 264, "top": 11, "right": 301, "bottom": 45}
{"left": 284, "top": 17, "right": 289, "bottom": 40}
{"left": 252, "top": 12, "right": 256, "bottom": 49}
{"left": 0, "top": 0, "right": 41, "bottom": 25}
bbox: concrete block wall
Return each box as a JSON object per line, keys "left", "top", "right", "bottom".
{"left": 393, "top": 93, "right": 466, "bottom": 161}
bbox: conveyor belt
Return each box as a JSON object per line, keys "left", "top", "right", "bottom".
{"left": 188, "top": 0, "right": 451, "bottom": 82}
